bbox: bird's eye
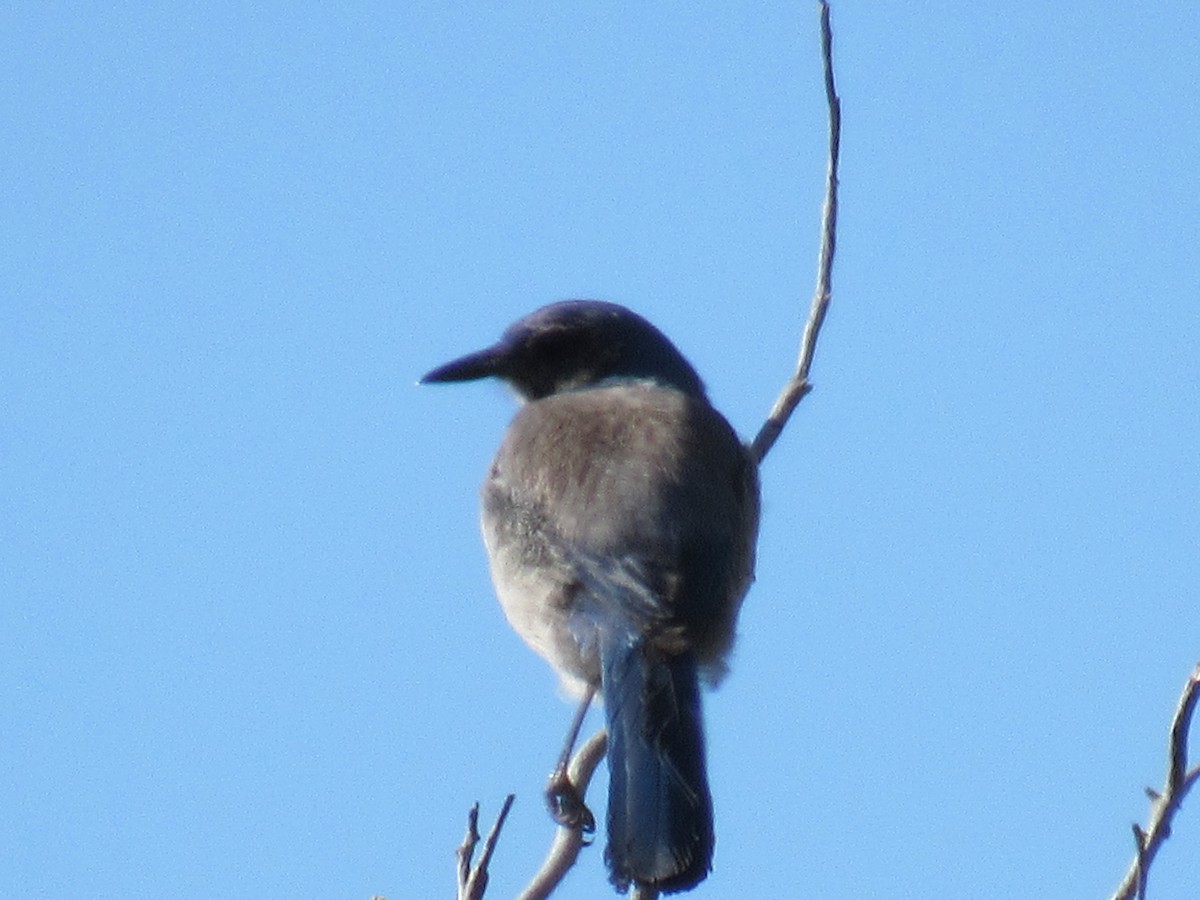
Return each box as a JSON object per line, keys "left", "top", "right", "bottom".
{"left": 529, "top": 330, "right": 581, "bottom": 368}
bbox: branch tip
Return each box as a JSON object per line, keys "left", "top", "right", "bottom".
{"left": 750, "top": 0, "right": 840, "bottom": 464}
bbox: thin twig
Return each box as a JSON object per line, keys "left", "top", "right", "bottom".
{"left": 1110, "top": 662, "right": 1200, "bottom": 900}
{"left": 477, "top": 796, "right": 516, "bottom": 881}
{"left": 457, "top": 795, "right": 516, "bottom": 900}
{"left": 751, "top": 0, "right": 841, "bottom": 465}
{"left": 519, "top": 730, "right": 610, "bottom": 900}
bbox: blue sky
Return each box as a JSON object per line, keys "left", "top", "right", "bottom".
{"left": 3, "top": 3, "right": 1198, "bottom": 898}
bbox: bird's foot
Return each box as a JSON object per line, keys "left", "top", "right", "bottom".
{"left": 545, "top": 767, "right": 595, "bottom": 834}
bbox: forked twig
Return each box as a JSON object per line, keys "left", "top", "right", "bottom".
{"left": 457, "top": 795, "right": 516, "bottom": 900}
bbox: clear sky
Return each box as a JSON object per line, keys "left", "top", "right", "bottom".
{"left": 3, "top": 4, "right": 1198, "bottom": 899}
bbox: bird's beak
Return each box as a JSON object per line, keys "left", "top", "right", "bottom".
{"left": 420, "top": 344, "right": 506, "bottom": 385}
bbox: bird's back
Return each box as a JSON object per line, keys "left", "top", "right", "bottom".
{"left": 481, "top": 381, "right": 759, "bottom": 687}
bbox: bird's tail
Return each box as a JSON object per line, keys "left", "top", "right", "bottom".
{"left": 602, "top": 640, "right": 713, "bottom": 894}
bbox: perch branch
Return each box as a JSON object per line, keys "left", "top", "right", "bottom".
{"left": 518, "top": 734, "right": 609, "bottom": 900}
{"left": 519, "top": 729, "right": 610, "bottom": 900}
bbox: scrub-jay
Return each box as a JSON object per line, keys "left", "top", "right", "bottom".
{"left": 422, "top": 300, "right": 759, "bottom": 894}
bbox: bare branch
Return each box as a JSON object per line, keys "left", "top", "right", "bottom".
{"left": 751, "top": 0, "right": 841, "bottom": 465}
{"left": 519, "top": 729, "right": 610, "bottom": 900}
{"left": 457, "top": 795, "right": 515, "bottom": 900}
{"left": 1110, "top": 662, "right": 1200, "bottom": 900}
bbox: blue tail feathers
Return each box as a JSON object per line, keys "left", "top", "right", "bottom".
{"left": 602, "top": 641, "right": 713, "bottom": 893}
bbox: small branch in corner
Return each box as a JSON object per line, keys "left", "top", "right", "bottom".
{"left": 1109, "top": 662, "right": 1200, "bottom": 900}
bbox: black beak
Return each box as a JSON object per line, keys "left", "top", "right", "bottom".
{"left": 420, "top": 344, "right": 507, "bottom": 385}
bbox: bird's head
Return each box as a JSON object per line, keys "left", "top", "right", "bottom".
{"left": 420, "top": 300, "right": 705, "bottom": 401}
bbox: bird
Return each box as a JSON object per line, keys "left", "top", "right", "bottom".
{"left": 421, "top": 300, "right": 760, "bottom": 894}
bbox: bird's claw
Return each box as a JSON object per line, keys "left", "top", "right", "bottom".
{"left": 545, "top": 769, "right": 595, "bottom": 833}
